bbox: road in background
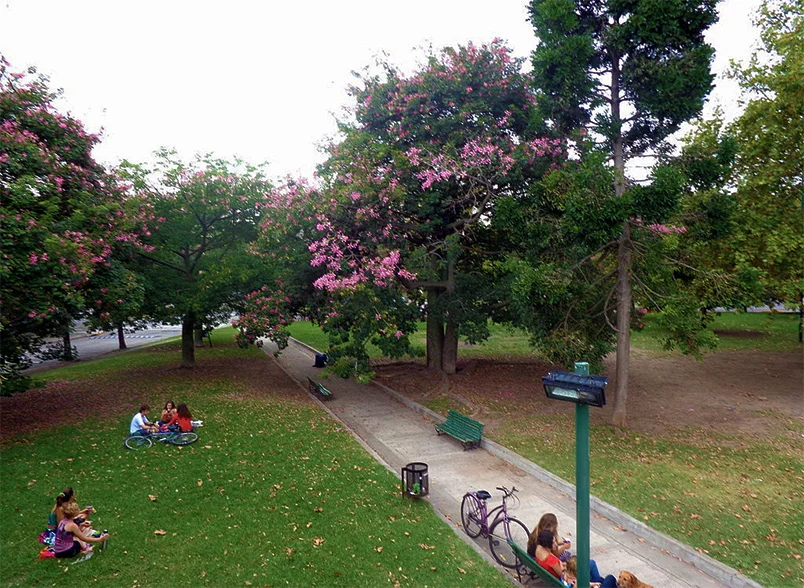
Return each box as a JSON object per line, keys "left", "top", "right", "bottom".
{"left": 24, "top": 325, "right": 182, "bottom": 374}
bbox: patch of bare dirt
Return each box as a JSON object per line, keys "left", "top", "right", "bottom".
{"left": 0, "top": 353, "right": 305, "bottom": 443}
{"left": 374, "top": 350, "right": 804, "bottom": 438}
{"left": 712, "top": 329, "right": 766, "bottom": 339}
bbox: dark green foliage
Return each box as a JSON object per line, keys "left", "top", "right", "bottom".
{"left": 530, "top": 0, "right": 717, "bottom": 154}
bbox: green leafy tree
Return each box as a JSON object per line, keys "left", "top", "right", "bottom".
{"left": 84, "top": 261, "right": 147, "bottom": 349}
{"left": 529, "top": 0, "right": 719, "bottom": 426}
{"left": 121, "top": 151, "right": 272, "bottom": 367}
{"left": 727, "top": 0, "right": 804, "bottom": 337}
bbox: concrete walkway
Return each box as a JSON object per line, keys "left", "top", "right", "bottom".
{"left": 264, "top": 339, "right": 761, "bottom": 588}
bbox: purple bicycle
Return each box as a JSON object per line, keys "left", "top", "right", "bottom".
{"left": 460, "top": 485, "right": 531, "bottom": 568}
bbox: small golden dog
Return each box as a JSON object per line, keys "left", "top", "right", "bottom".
{"left": 618, "top": 571, "right": 655, "bottom": 588}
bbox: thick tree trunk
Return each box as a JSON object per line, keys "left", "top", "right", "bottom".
{"left": 62, "top": 331, "right": 74, "bottom": 361}
{"left": 194, "top": 327, "right": 205, "bottom": 348}
{"left": 181, "top": 312, "right": 196, "bottom": 368}
{"left": 116, "top": 324, "right": 127, "bottom": 350}
{"left": 426, "top": 288, "right": 444, "bottom": 371}
{"left": 443, "top": 317, "right": 458, "bottom": 375}
{"left": 612, "top": 224, "right": 632, "bottom": 428}
{"left": 442, "top": 258, "right": 458, "bottom": 374}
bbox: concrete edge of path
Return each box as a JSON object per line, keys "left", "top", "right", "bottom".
{"left": 265, "top": 345, "right": 519, "bottom": 586}
{"left": 368, "top": 379, "right": 764, "bottom": 588}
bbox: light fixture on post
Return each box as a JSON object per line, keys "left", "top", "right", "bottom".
{"left": 542, "top": 363, "right": 608, "bottom": 588}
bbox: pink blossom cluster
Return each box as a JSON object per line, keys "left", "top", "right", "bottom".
{"left": 233, "top": 284, "right": 294, "bottom": 350}
{"left": 312, "top": 249, "right": 416, "bottom": 292}
{"left": 633, "top": 218, "right": 688, "bottom": 235}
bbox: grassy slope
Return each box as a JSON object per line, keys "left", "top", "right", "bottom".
{"left": 631, "top": 311, "right": 802, "bottom": 353}
{"left": 0, "top": 332, "right": 508, "bottom": 588}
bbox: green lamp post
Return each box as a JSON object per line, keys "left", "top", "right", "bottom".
{"left": 542, "top": 362, "right": 608, "bottom": 588}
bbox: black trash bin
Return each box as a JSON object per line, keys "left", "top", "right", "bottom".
{"left": 401, "top": 462, "right": 429, "bottom": 497}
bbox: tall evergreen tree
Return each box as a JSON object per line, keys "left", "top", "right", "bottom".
{"left": 529, "top": 0, "right": 719, "bottom": 426}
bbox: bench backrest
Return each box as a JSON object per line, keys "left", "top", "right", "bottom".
{"left": 445, "top": 410, "right": 484, "bottom": 435}
{"left": 508, "top": 540, "right": 566, "bottom": 588}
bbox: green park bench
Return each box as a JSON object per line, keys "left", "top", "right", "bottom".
{"left": 306, "top": 376, "right": 333, "bottom": 401}
{"left": 434, "top": 409, "right": 484, "bottom": 450}
{"left": 508, "top": 539, "right": 567, "bottom": 587}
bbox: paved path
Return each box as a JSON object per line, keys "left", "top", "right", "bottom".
{"left": 265, "top": 339, "right": 761, "bottom": 588}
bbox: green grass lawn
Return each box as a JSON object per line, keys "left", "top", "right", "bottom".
{"left": 632, "top": 311, "right": 802, "bottom": 353}
{"left": 290, "top": 311, "right": 801, "bottom": 359}
{"left": 289, "top": 321, "right": 537, "bottom": 360}
{"left": 0, "top": 334, "right": 508, "bottom": 587}
{"left": 492, "top": 417, "right": 804, "bottom": 588}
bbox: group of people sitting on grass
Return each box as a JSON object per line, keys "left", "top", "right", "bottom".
{"left": 40, "top": 487, "right": 109, "bottom": 558}
{"left": 528, "top": 512, "right": 629, "bottom": 588}
{"left": 129, "top": 400, "right": 194, "bottom": 435}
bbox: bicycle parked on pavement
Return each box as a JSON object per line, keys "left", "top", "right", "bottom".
{"left": 460, "top": 485, "right": 530, "bottom": 568}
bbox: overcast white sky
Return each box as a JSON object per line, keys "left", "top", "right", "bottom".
{"left": 1, "top": 0, "right": 763, "bottom": 178}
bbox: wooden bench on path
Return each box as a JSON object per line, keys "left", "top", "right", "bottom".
{"left": 508, "top": 539, "right": 566, "bottom": 587}
{"left": 307, "top": 376, "right": 333, "bottom": 401}
{"left": 434, "top": 409, "right": 484, "bottom": 450}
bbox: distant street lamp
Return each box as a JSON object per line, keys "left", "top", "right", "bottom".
{"left": 542, "top": 362, "right": 608, "bottom": 588}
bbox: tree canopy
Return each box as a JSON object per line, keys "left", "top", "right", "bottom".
{"left": 309, "top": 40, "right": 561, "bottom": 375}
{"left": 0, "top": 58, "right": 146, "bottom": 392}
{"left": 529, "top": 0, "right": 720, "bottom": 426}
{"left": 120, "top": 150, "right": 273, "bottom": 367}
{"left": 726, "top": 0, "right": 803, "bottom": 311}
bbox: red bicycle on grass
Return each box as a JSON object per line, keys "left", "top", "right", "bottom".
{"left": 461, "top": 485, "right": 531, "bottom": 568}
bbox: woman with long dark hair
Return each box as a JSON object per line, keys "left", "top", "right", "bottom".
{"left": 166, "top": 403, "right": 194, "bottom": 432}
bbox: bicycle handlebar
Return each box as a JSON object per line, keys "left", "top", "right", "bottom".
{"left": 495, "top": 486, "right": 518, "bottom": 497}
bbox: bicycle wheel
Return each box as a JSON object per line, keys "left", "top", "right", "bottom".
{"left": 168, "top": 431, "right": 198, "bottom": 446}
{"left": 488, "top": 516, "right": 530, "bottom": 568}
{"left": 460, "top": 494, "right": 483, "bottom": 538}
{"left": 124, "top": 435, "right": 153, "bottom": 450}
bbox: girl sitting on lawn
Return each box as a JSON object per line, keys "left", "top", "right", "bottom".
{"left": 158, "top": 401, "right": 177, "bottom": 425}
{"left": 53, "top": 502, "right": 108, "bottom": 558}
{"left": 164, "top": 403, "right": 194, "bottom": 432}
{"left": 47, "top": 488, "right": 93, "bottom": 531}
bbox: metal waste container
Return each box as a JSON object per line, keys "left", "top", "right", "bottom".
{"left": 401, "top": 462, "right": 429, "bottom": 497}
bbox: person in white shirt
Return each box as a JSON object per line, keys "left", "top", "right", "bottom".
{"left": 130, "top": 405, "right": 158, "bottom": 435}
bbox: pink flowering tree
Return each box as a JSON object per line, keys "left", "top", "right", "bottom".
{"left": 119, "top": 150, "right": 273, "bottom": 368}
{"left": 232, "top": 179, "right": 321, "bottom": 354}
{"left": 0, "top": 59, "right": 147, "bottom": 392}
{"left": 311, "top": 40, "right": 562, "bottom": 374}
